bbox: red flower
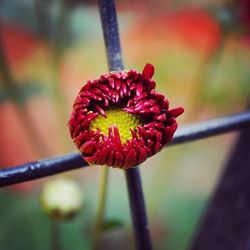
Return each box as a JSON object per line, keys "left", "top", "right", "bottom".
{"left": 68, "top": 64, "right": 184, "bottom": 169}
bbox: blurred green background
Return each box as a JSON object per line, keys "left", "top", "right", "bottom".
{"left": 0, "top": 0, "right": 250, "bottom": 249}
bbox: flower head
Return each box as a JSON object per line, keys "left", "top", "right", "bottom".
{"left": 68, "top": 64, "right": 184, "bottom": 169}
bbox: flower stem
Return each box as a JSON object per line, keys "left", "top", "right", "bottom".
{"left": 51, "top": 221, "right": 62, "bottom": 250}
{"left": 93, "top": 167, "right": 109, "bottom": 249}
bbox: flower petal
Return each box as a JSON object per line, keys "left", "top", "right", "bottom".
{"left": 142, "top": 63, "right": 155, "bottom": 79}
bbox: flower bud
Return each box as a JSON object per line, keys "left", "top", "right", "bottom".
{"left": 40, "top": 178, "right": 83, "bottom": 221}
{"left": 68, "top": 63, "right": 184, "bottom": 168}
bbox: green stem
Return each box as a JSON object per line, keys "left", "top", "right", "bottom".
{"left": 93, "top": 167, "right": 109, "bottom": 249}
{"left": 51, "top": 221, "right": 62, "bottom": 250}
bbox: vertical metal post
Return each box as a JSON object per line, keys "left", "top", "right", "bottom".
{"left": 98, "top": 0, "right": 123, "bottom": 71}
{"left": 125, "top": 168, "right": 152, "bottom": 250}
{"left": 98, "top": 0, "right": 152, "bottom": 249}
{"left": 190, "top": 127, "right": 250, "bottom": 250}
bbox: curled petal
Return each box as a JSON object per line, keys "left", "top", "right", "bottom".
{"left": 114, "top": 151, "right": 124, "bottom": 168}
{"left": 124, "top": 149, "right": 138, "bottom": 168}
{"left": 113, "top": 126, "right": 123, "bottom": 148}
{"left": 138, "top": 147, "right": 148, "bottom": 164}
{"left": 80, "top": 141, "right": 96, "bottom": 155}
{"left": 95, "top": 104, "right": 107, "bottom": 118}
{"left": 142, "top": 63, "right": 154, "bottom": 79}
{"left": 74, "top": 131, "right": 89, "bottom": 147}
{"left": 96, "top": 147, "right": 109, "bottom": 165}
{"left": 168, "top": 107, "right": 185, "bottom": 118}
{"left": 107, "top": 150, "right": 115, "bottom": 166}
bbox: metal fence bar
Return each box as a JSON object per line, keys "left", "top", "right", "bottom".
{"left": 0, "top": 153, "right": 86, "bottom": 187}
{"left": 172, "top": 111, "right": 250, "bottom": 144}
{"left": 126, "top": 168, "right": 152, "bottom": 249}
{"left": 98, "top": 1, "right": 152, "bottom": 249}
{"left": 99, "top": 0, "right": 123, "bottom": 71}
{"left": 0, "top": 111, "right": 250, "bottom": 188}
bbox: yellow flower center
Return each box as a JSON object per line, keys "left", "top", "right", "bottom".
{"left": 90, "top": 107, "right": 142, "bottom": 144}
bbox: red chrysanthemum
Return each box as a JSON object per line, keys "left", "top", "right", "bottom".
{"left": 68, "top": 64, "right": 184, "bottom": 169}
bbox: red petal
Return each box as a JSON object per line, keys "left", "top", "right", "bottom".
{"left": 138, "top": 147, "right": 148, "bottom": 164}
{"left": 149, "top": 106, "right": 160, "bottom": 113}
{"left": 109, "top": 78, "right": 115, "bottom": 88}
{"left": 107, "top": 150, "right": 115, "bottom": 166}
{"left": 119, "top": 86, "right": 124, "bottom": 99}
{"left": 84, "top": 155, "right": 97, "bottom": 165}
{"left": 142, "top": 63, "right": 155, "bottom": 79}
{"left": 94, "top": 104, "right": 107, "bottom": 118}
{"left": 138, "top": 126, "right": 148, "bottom": 139}
{"left": 154, "top": 114, "right": 166, "bottom": 122}
{"left": 113, "top": 126, "right": 122, "bottom": 147}
{"left": 91, "top": 93, "right": 103, "bottom": 101}
{"left": 81, "top": 112, "right": 98, "bottom": 128}
{"left": 147, "top": 139, "right": 154, "bottom": 148}
{"left": 80, "top": 141, "right": 95, "bottom": 155}
{"left": 168, "top": 107, "right": 184, "bottom": 117}
{"left": 122, "top": 82, "right": 127, "bottom": 96}
{"left": 130, "top": 128, "right": 138, "bottom": 140}
{"left": 96, "top": 147, "right": 109, "bottom": 165}
{"left": 115, "top": 79, "right": 121, "bottom": 91}
{"left": 114, "top": 151, "right": 124, "bottom": 168}
{"left": 124, "top": 107, "right": 135, "bottom": 113}
{"left": 134, "top": 92, "right": 147, "bottom": 103}
{"left": 155, "top": 130, "right": 162, "bottom": 144}
{"left": 124, "top": 149, "right": 137, "bottom": 168}
{"left": 153, "top": 142, "right": 162, "bottom": 153}
{"left": 74, "top": 131, "right": 89, "bottom": 147}
{"left": 163, "top": 123, "right": 177, "bottom": 143}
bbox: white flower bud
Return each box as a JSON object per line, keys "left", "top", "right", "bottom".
{"left": 40, "top": 178, "right": 83, "bottom": 221}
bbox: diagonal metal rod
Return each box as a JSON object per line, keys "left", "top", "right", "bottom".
{"left": 98, "top": 0, "right": 152, "bottom": 249}
{"left": 0, "top": 153, "right": 86, "bottom": 187}
{"left": 172, "top": 111, "right": 250, "bottom": 145}
{"left": 0, "top": 111, "right": 250, "bottom": 188}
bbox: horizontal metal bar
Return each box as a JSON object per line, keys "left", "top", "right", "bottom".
{"left": 0, "top": 153, "right": 87, "bottom": 187}
{"left": 172, "top": 111, "right": 250, "bottom": 145}
{"left": 0, "top": 111, "right": 250, "bottom": 188}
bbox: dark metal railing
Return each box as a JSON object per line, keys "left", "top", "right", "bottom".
{"left": 98, "top": 1, "right": 152, "bottom": 248}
